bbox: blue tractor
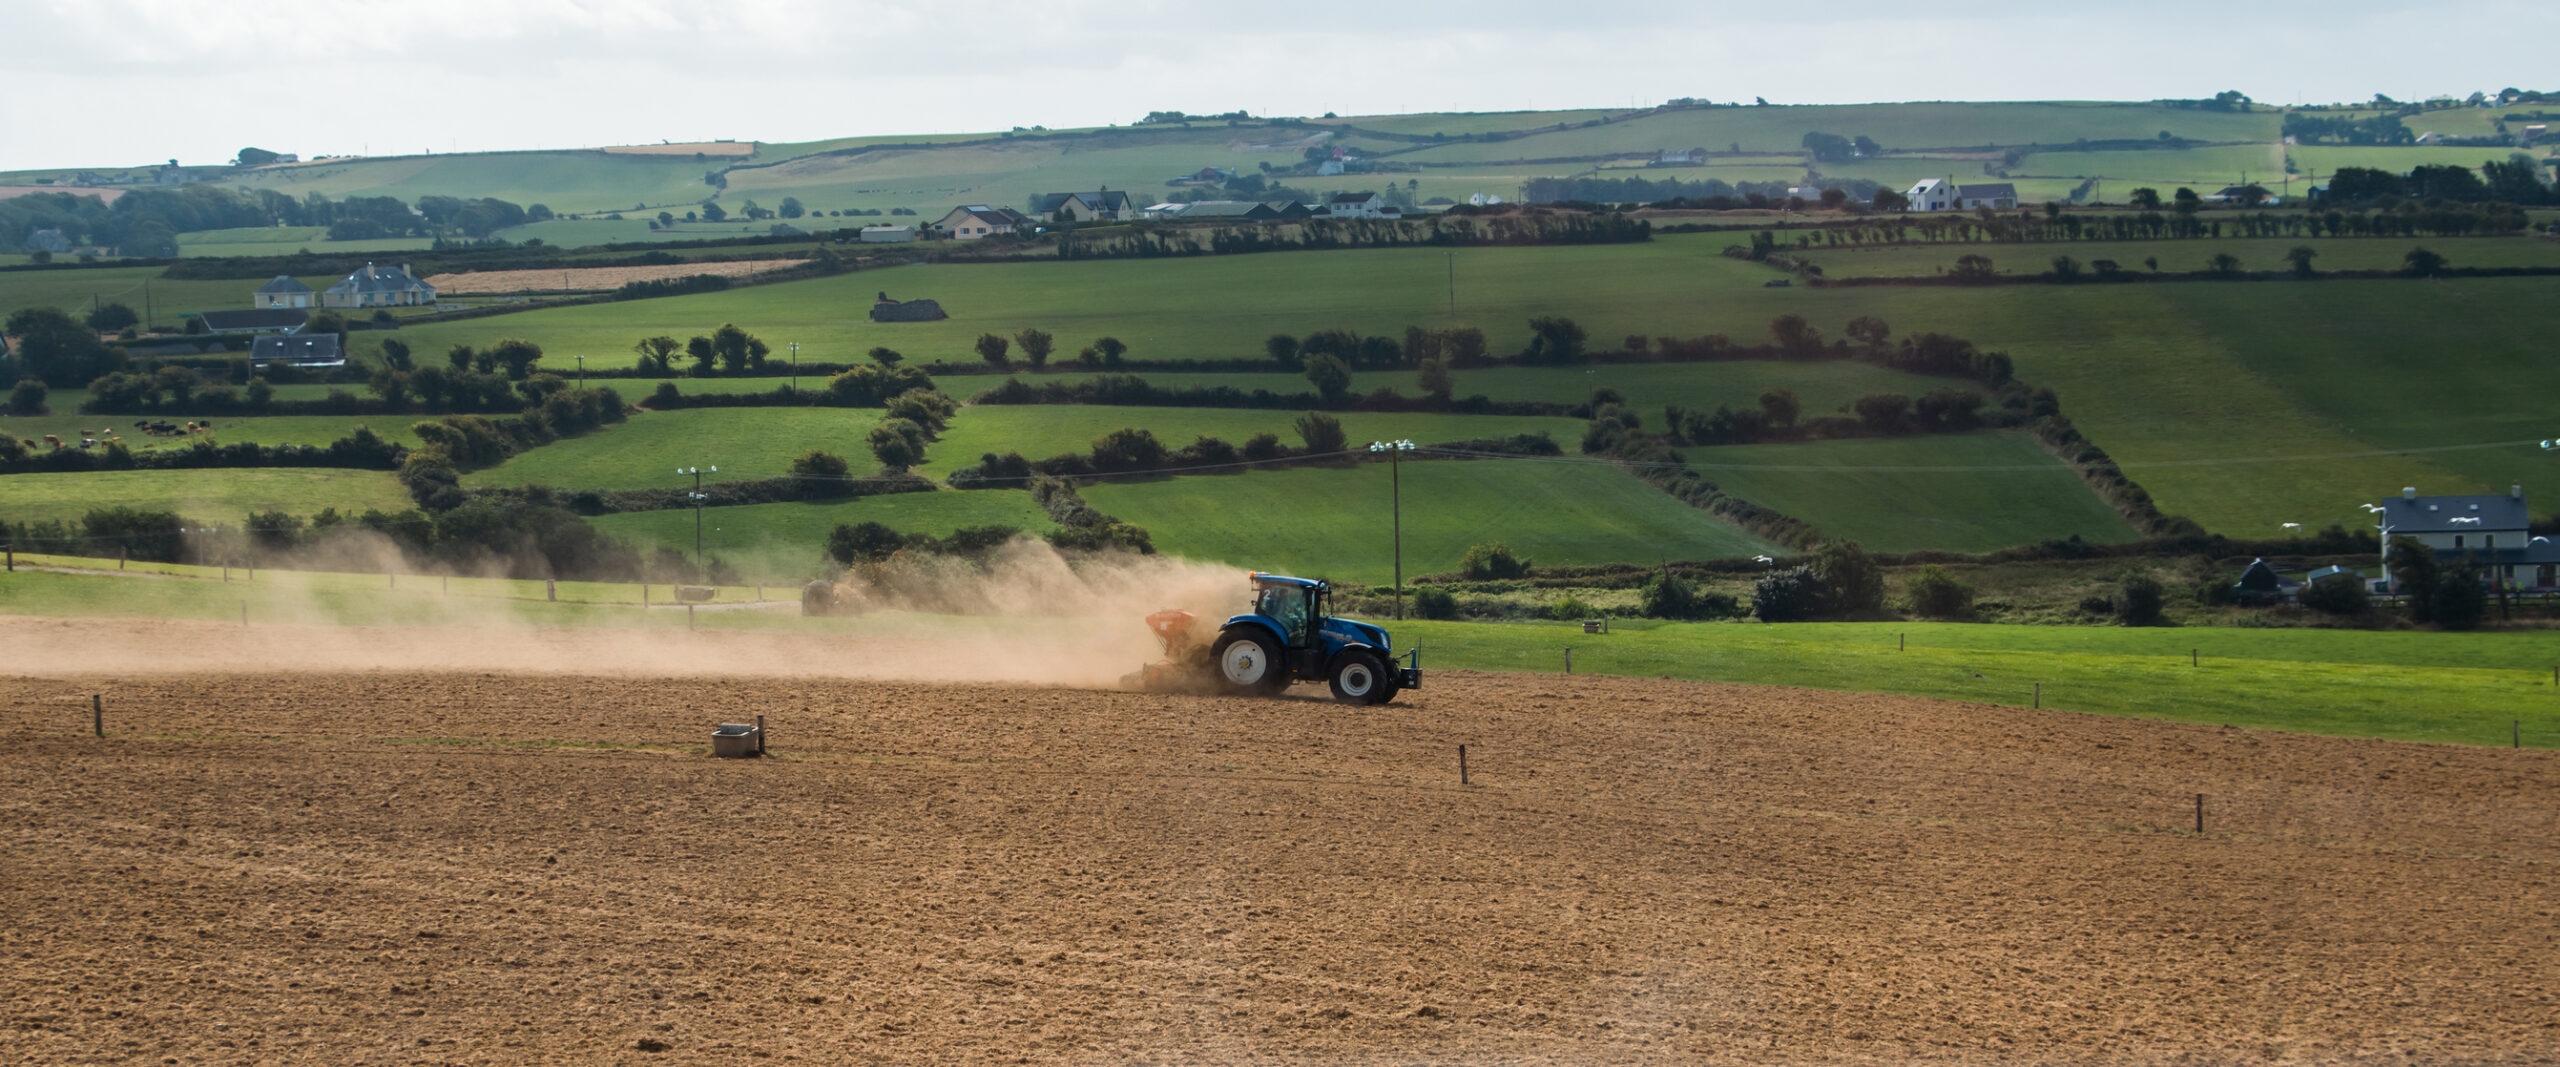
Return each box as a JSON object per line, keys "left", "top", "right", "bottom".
{"left": 1203, "top": 572, "right": 1419, "bottom": 704}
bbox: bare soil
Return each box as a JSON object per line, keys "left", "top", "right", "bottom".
{"left": 3, "top": 617, "right": 2556, "bottom": 1065}
{"left": 422, "top": 260, "right": 798, "bottom": 294}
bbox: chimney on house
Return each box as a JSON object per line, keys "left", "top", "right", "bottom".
{"left": 2513, "top": 483, "right": 2524, "bottom": 500}
{"left": 2402, "top": 486, "right": 2417, "bottom": 500}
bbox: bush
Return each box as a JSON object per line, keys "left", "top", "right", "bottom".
{"left": 1241, "top": 432, "right": 1283, "bottom": 461}
{"left": 2299, "top": 575, "right": 2372, "bottom": 617}
{"left": 1752, "top": 565, "right": 1832, "bottom": 622}
{"left": 1459, "top": 541, "right": 1530, "bottom": 580}
{"left": 8, "top": 379, "right": 46, "bottom": 415}
{"left": 1550, "top": 594, "right": 1595, "bottom": 621}
{"left": 2078, "top": 595, "right": 2114, "bottom": 615}
{"left": 1905, "top": 564, "right": 1975, "bottom": 618}
{"left": 827, "top": 521, "right": 907, "bottom": 563}
{"left": 1814, "top": 540, "right": 1885, "bottom": 615}
{"left": 1637, "top": 572, "right": 1721, "bottom": 619}
{"left": 789, "top": 450, "right": 851, "bottom": 493}
{"left": 1412, "top": 585, "right": 1458, "bottom": 620}
{"left": 2117, "top": 571, "right": 2167, "bottom": 626}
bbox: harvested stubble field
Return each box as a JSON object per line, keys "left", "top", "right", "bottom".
{"left": 3, "top": 616, "right": 2556, "bottom": 1065}
{"left": 420, "top": 259, "right": 799, "bottom": 294}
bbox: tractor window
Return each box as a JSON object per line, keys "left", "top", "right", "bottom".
{"left": 1256, "top": 586, "right": 1312, "bottom": 645}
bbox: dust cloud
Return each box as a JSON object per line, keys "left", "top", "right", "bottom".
{"left": 5, "top": 540, "right": 1254, "bottom": 690}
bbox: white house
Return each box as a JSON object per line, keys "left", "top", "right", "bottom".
{"left": 1031, "top": 190, "right": 1138, "bottom": 223}
{"left": 1905, "top": 178, "right": 2019, "bottom": 212}
{"left": 254, "top": 275, "right": 314, "bottom": 309}
{"left": 1905, "top": 178, "right": 1960, "bottom": 212}
{"left": 2376, "top": 485, "right": 2560, "bottom": 592}
{"left": 931, "top": 205, "right": 1029, "bottom": 239}
{"left": 1325, "top": 192, "right": 1398, "bottom": 219}
{"left": 321, "top": 263, "right": 435, "bottom": 309}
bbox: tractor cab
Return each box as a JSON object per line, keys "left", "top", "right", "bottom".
{"left": 1206, "top": 572, "right": 1418, "bottom": 704}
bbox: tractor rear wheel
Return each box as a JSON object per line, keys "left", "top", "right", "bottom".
{"left": 1328, "top": 650, "right": 1393, "bottom": 705}
{"left": 1210, "top": 628, "right": 1286, "bottom": 696}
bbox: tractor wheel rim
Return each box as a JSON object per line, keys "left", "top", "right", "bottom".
{"left": 1341, "top": 665, "right": 1372, "bottom": 695}
{"left": 1221, "top": 644, "right": 1262, "bottom": 683}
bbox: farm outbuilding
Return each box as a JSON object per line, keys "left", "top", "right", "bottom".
{"left": 195, "top": 308, "right": 307, "bottom": 335}
{"left": 254, "top": 275, "right": 314, "bottom": 309}
{"left": 869, "top": 295, "right": 946, "bottom": 322}
{"left": 249, "top": 333, "right": 344, "bottom": 368}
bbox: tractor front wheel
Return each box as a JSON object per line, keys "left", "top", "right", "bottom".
{"left": 1210, "top": 628, "right": 1286, "bottom": 696}
{"left": 1328, "top": 650, "right": 1394, "bottom": 705}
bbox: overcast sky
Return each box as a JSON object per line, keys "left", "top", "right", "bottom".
{"left": 3, "top": 0, "right": 2552, "bottom": 172}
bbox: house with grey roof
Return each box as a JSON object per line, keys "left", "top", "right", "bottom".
{"left": 249, "top": 333, "right": 344, "bottom": 368}
{"left": 1032, "top": 190, "right": 1138, "bottom": 223}
{"left": 2376, "top": 485, "right": 2560, "bottom": 592}
{"left": 1168, "top": 200, "right": 1281, "bottom": 222}
{"left": 254, "top": 275, "right": 314, "bottom": 309}
{"left": 1324, "top": 192, "right": 1399, "bottom": 219}
{"left": 930, "top": 205, "right": 1031, "bottom": 240}
{"left": 320, "top": 263, "right": 435, "bottom": 309}
{"left": 1956, "top": 182, "right": 2018, "bottom": 210}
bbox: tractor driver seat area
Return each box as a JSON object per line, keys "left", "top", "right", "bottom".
{"left": 1256, "top": 585, "right": 1313, "bottom": 647}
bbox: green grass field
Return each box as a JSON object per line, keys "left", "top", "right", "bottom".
{"left": 1083, "top": 458, "right": 1779, "bottom": 585}
{"left": 2288, "top": 145, "right": 2540, "bottom": 180}
{"left": 1388, "top": 103, "right": 2283, "bottom": 165}
{"left": 992, "top": 360, "right": 1982, "bottom": 419}
{"left": 1679, "top": 432, "right": 2139, "bottom": 552}
{"left": 0, "top": 468, "right": 413, "bottom": 524}
{"left": 221, "top": 151, "right": 722, "bottom": 215}
{"left": 174, "top": 226, "right": 430, "bottom": 259}
{"left": 1395, "top": 618, "right": 2560, "bottom": 748}
{"left": 0, "top": 267, "right": 339, "bottom": 332}
{"left": 915, "top": 405, "right": 1589, "bottom": 479}
{"left": 2004, "top": 145, "right": 2288, "bottom": 186}
{"left": 1799, "top": 236, "right": 2560, "bottom": 278}
{"left": 587, "top": 489, "right": 1056, "bottom": 577}
{"left": 457, "top": 407, "right": 888, "bottom": 491}
{"left": 8, "top": 564, "right": 2553, "bottom": 748}
{"left": 0, "top": 413, "right": 424, "bottom": 451}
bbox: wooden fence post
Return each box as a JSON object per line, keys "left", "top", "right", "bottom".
{"left": 92, "top": 694, "right": 103, "bottom": 738}
{"left": 1458, "top": 744, "right": 1469, "bottom": 786}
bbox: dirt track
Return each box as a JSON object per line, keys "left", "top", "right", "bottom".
{"left": 4, "top": 618, "right": 2557, "bottom": 1064}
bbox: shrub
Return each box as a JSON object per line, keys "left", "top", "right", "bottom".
{"left": 1637, "top": 572, "right": 1716, "bottom": 619}
{"left": 1752, "top": 565, "right": 1832, "bottom": 622}
{"left": 2116, "top": 571, "right": 2167, "bottom": 626}
{"left": 8, "top": 379, "right": 46, "bottom": 415}
{"left": 1241, "top": 432, "right": 1283, "bottom": 461}
{"left": 789, "top": 450, "right": 851, "bottom": 493}
{"left": 1813, "top": 540, "right": 1885, "bottom": 615}
{"left": 1905, "top": 565, "right": 1976, "bottom": 618}
{"left": 1412, "top": 585, "right": 1458, "bottom": 620}
{"left": 1293, "top": 410, "right": 1346, "bottom": 454}
{"left": 2298, "top": 575, "right": 2371, "bottom": 617}
{"left": 2078, "top": 595, "right": 2114, "bottom": 615}
{"left": 1459, "top": 541, "right": 1529, "bottom": 580}
{"left": 827, "top": 521, "right": 907, "bottom": 563}
{"left": 1550, "top": 594, "right": 1595, "bottom": 621}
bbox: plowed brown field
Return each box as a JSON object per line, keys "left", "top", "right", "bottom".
{"left": 4, "top": 618, "right": 2556, "bottom": 1065}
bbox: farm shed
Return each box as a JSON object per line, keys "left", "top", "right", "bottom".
{"left": 2231, "top": 558, "right": 2300, "bottom": 604}
{"left": 870, "top": 296, "right": 946, "bottom": 323}
{"left": 857, "top": 225, "right": 915, "bottom": 243}
{"left": 249, "top": 333, "right": 343, "bottom": 368}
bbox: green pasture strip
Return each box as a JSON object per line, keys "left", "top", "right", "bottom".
{"left": 220, "top": 152, "right": 720, "bottom": 215}
{"left": 1798, "top": 235, "right": 2560, "bottom": 278}
{"left": 391, "top": 234, "right": 1778, "bottom": 374}
{"left": 0, "top": 267, "right": 339, "bottom": 332}
{"left": 999, "top": 360, "right": 1984, "bottom": 419}
{"left": 2001, "top": 144, "right": 2289, "bottom": 186}
{"left": 2287, "top": 145, "right": 2545, "bottom": 178}
{"left": 0, "top": 413, "right": 425, "bottom": 451}
{"left": 917, "top": 404, "right": 1587, "bottom": 479}
{"left": 0, "top": 468, "right": 413, "bottom": 525}
{"left": 588, "top": 491, "right": 1056, "bottom": 577}
{"left": 1393, "top": 619, "right": 2560, "bottom": 749}
{"left": 1082, "top": 458, "right": 1778, "bottom": 586}
{"left": 1387, "top": 102, "right": 2280, "bottom": 164}
{"left": 1680, "top": 432, "right": 2139, "bottom": 552}
{"left": 457, "top": 407, "right": 888, "bottom": 491}
{"left": 1323, "top": 109, "right": 1633, "bottom": 138}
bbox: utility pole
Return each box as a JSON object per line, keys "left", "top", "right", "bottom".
{"left": 1445, "top": 252, "right": 1454, "bottom": 314}
{"left": 574, "top": 352, "right": 585, "bottom": 389}
{"left": 679, "top": 465, "right": 716, "bottom": 568}
{"left": 1368, "top": 439, "right": 1415, "bottom": 617}
{"left": 788, "top": 341, "right": 800, "bottom": 394}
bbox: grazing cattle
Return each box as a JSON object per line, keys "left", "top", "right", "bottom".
{"left": 42, "top": 434, "right": 61, "bottom": 447}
